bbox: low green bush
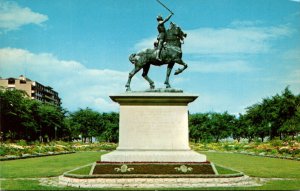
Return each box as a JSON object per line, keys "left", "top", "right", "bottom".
{"left": 270, "top": 138, "right": 283, "bottom": 147}
{"left": 16, "top": 139, "right": 27, "bottom": 146}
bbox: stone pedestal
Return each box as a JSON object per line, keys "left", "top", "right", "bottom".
{"left": 101, "top": 92, "right": 206, "bottom": 162}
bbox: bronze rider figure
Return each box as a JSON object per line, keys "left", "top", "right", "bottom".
{"left": 156, "top": 13, "right": 173, "bottom": 61}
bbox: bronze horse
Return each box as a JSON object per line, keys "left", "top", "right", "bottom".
{"left": 125, "top": 22, "right": 188, "bottom": 91}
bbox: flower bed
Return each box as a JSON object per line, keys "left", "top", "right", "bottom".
{"left": 92, "top": 162, "right": 216, "bottom": 176}
{"left": 0, "top": 151, "right": 75, "bottom": 161}
{"left": 0, "top": 141, "right": 117, "bottom": 160}
{"left": 1, "top": 140, "right": 299, "bottom": 161}
{"left": 190, "top": 140, "right": 300, "bottom": 160}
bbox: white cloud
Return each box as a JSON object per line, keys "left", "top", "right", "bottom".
{"left": 0, "top": 0, "right": 48, "bottom": 31}
{"left": 230, "top": 20, "right": 264, "bottom": 27}
{"left": 0, "top": 47, "right": 128, "bottom": 112}
{"left": 134, "top": 24, "right": 292, "bottom": 55}
{"left": 282, "top": 49, "right": 300, "bottom": 62}
{"left": 285, "top": 69, "right": 300, "bottom": 84}
{"left": 290, "top": 0, "right": 300, "bottom": 2}
{"left": 189, "top": 92, "right": 248, "bottom": 115}
{"left": 134, "top": 36, "right": 156, "bottom": 51}
{"left": 188, "top": 60, "right": 257, "bottom": 73}
{"left": 185, "top": 25, "right": 292, "bottom": 55}
{"left": 133, "top": 23, "right": 291, "bottom": 76}
{"left": 281, "top": 48, "right": 300, "bottom": 87}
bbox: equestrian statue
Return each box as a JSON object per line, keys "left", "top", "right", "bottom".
{"left": 125, "top": 1, "right": 188, "bottom": 91}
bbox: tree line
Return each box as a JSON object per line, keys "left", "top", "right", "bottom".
{"left": 1, "top": 87, "right": 299, "bottom": 143}
{"left": 189, "top": 87, "right": 300, "bottom": 142}
{"left": 0, "top": 89, "right": 118, "bottom": 142}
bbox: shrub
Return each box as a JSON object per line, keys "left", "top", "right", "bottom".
{"left": 98, "top": 142, "right": 117, "bottom": 150}
{"left": 16, "top": 140, "right": 27, "bottom": 146}
{"left": 270, "top": 139, "right": 283, "bottom": 147}
{"left": 0, "top": 146, "right": 8, "bottom": 156}
{"left": 223, "top": 144, "right": 235, "bottom": 151}
{"left": 270, "top": 149, "right": 278, "bottom": 155}
{"left": 278, "top": 146, "right": 290, "bottom": 154}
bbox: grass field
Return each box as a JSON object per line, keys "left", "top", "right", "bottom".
{"left": 1, "top": 151, "right": 299, "bottom": 190}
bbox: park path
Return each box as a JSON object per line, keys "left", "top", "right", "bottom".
{"left": 0, "top": 176, "right": 297, "bottom": 189}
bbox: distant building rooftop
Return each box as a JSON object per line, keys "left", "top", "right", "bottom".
{"left": 0, "top": 75, "right": 61, "bottom": 106}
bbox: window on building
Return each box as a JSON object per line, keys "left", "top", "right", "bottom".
{"left": 8, "top": 78, "right": 15, "bottom": 84}
{"left": 20, "top": 80, "right": 26, "bottom": 84}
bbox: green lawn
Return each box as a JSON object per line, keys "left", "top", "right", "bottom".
{"left": 1, "top": 151, "right": 300, "bottom": 190}
{"left": 1, "top": 152, "right": 102, "bottom": 178}
{"left": 203, "top": 151, "right": 300, "bottom": 178}
{"left": 203, "top": 151, "right": 300, "bottom": 190}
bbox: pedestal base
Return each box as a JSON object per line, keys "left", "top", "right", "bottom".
{"left": 102, "top": 92, "right": 206, "bottom": 163}
{"left": 101, "top": 150, "right": 206, "bottom": 162}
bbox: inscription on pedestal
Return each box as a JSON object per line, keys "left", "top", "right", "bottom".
{"left": 118, "top": 106, "right": 189, "bottom": 150}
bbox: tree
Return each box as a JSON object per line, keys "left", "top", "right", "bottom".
{"left": 99, "top": 112, "right": 119, "bottom": 142}
{"left": 62, "top": 115, "right": 79, "bottom": 141}
{"left": 209, "top": 112, "right": 235, "bottom": 142}
{"left": 189, "top": 112, "right": 236, "bottom": 143}
{"left": 0, "top": 89, "right": 37, "bottom": 141}
{"left": 280, "top": 106, "right": 300, "bottom": 139}
{"left": 244, "top": 103, "right": 270, "bottom": 142}
{"left": 189, "top": 113, "right": 213, "bottom": 143}
{"left": 243, "top": 87, "right": 300, "bottom": 141}
{"left": 37, "top": 104, "right": 66, "bottom": 141}
{"left": 232, "top": 114, "right": 248, "bottom": 142}
{"left": 69, "top": 109, "right": 119, "bottom": 143}
{"left": 70, "top": 108, "right": 103, "bottom": 142}
{"left": 277, "top": 88, "right": 300, "bottom": 139}
{"left": 0, "top": 88, "right": 68, "bottom": 142}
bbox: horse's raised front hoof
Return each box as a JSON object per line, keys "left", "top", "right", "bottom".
{"left": 174, "top": 69, "right": 181, "bottom": 75}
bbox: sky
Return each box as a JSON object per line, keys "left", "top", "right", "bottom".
{"left": 0, "top": 0, "right": 300, "bottom": 115}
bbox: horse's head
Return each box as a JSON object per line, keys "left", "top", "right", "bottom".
{"left": 170, "top": 22, "right": 187, "bottom": 38}
{"left": 166, "top": 22, "right": 187, "bottom": 46}
{"left": 129, "top": 53, "right": 138, "bottom": 65}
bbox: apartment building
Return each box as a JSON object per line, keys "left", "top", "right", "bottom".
{"left": 0, "top": 75, "right": 61, "bottom": 106}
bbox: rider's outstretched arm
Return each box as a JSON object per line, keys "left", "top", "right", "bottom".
{"left": 161, "top": 13, "right": 173, "bottom": 24}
